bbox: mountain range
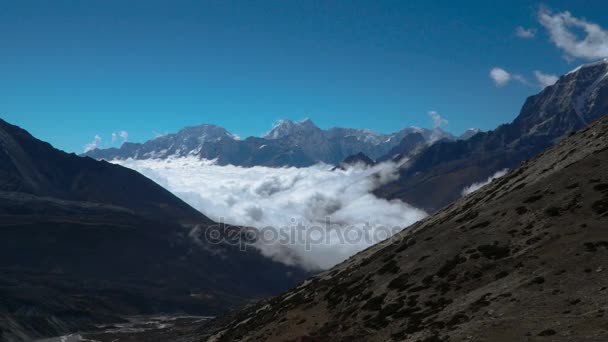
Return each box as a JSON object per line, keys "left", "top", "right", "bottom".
{"left": 85, "top": 60, "right": 608, "bottom": 216}
{"left": 36, "top": 59, "right": 608, "bottom": 342}
{"left": 0, "top": 119, "right": 309, "bottom": 341}
{"left": 3, "top": 60, "right": 608, "bottom": 341}
{"left": 83, "top": 119, "right": 467, "bottom": 167}
{"left": 377, "top": 59, "right": 608, "bottom": 212}
{"left": 187, "top": 106, "right": 608, "bottom": 342}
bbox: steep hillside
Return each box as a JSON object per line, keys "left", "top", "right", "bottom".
{"left": 0, "top": 119, "right": 310, "bottom": 341}
{"left": 0, "top": 119, "right": 208, "bottom": 223}
{"left": 377, "top": 60, "right": 608, "bottom": 212}
{"left": 201, "top": 116, "right": 608, "bottom": 341}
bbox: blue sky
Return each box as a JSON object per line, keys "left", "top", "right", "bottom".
{"left": 1, "top": 0, "right": 607, "bottom": 152}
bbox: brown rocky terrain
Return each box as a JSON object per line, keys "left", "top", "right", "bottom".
{"left": 197, "top": 115, "right": 608, "bottom": 341}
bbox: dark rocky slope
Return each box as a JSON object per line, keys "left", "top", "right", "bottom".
{"left": 0, "top": 119, "right": 208, "bottom": 223}
{"left": 377, "top": 60, "right": 608, "bottom": 212}
{"left": 199, "top": 116, "right": 608, "bottom": 341}
{"left": 0, "top": 120, "right": 309, "bottom": 341}
{"left": 333, "top": 152, "right": 376, "bottom": 170}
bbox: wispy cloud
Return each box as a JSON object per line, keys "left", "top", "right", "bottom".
{"left": 539, "top": 9, "right": 608, "bottom": 61}
{"left": 534, "top": 70, "right": 559, "bottom": 88}
{"left": 83, "top": 135, "right": 102, "bottom": 152}
{"left": 515, "top": 26, "right": 537, "bottom": 39}
{"left": 428, "top": 111, "right": 448, "bottom": 129}
{"left": 462, "top": 169, "right": 509, "bottom": 196}
{"left": 119, "top": 130, "right": 128, "bottom": 141}
{"left": 489, "top": 67, "right": 528, "bottom": 87}
{"left": 111, "top": 131, "right": 129, "bottom": 145}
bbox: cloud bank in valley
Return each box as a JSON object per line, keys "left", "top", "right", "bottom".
{"left": 113, "top": 157, "right": 427, "bottom": 270}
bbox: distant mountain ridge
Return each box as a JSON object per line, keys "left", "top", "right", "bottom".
{"left": 84, "top": 119, "right": 471, "bottom": 167}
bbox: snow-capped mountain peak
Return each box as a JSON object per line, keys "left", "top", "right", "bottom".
{"left": 566, "top": 57, "right": 608, "bottom": 76}
{"left": 263, "top": 118, "right": 320, "bottom": 139}
{"left": 459, "top": 128, "right": 482, "bottom": 140}
{"left": 178, "top": 124, "right": 237, "bottom": 143}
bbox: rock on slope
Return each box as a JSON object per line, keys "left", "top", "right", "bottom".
{"left": 201, "top": 116, "right": 608, "bottom": 341}
{"left": 377, "top": 60, "right": 608, "bottom": 213}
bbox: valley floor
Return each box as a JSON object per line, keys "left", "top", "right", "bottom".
{"left": 36, "top": 315, "right": 212, "bottom": 342}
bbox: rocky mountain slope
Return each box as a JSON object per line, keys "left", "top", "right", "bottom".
{"left": 197, "top": 113, "right": 608, "bottom": 341}
{"left": 83, "top": 119, "right": 460, "bottom": 167}
{"left": 377, "top": 60, "right": 608, "bottom": 212}
{"left": 0, "top": 120, "right": 309, "bottom": 341}
{"left": 0, "top": 119, "right": 208, "bottom": 223}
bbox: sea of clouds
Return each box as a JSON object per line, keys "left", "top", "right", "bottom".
{"left": 112, "top": 157, "right": 427, "bottom": 270}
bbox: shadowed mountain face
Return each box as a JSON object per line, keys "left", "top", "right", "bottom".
{"left": 83, "top": 119, "right": 458, "bottom": 167}
{"left": 333, "top": 152, "right": 376, "bottom": 170}
{"left": 378, "top": 131, "right": 426, "bottom": 163}
{"left": 0, "top": 119, "right": 209, "bottom": 224}
{"left": 377, "top": 61, "right": 608, "bottom": 212}
{"left": 197, "top": 115, "right": 608, "bottom": 342}
{"left": 0, "top": 120, "right": 309, "bottom": 341}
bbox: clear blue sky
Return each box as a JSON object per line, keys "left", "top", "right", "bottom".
{"left": 1, "top": 0, "right": 606, "bottom": 152}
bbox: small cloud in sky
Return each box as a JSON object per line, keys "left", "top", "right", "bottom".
{"left": 490, "top": 67, "right": 511, "bottom": 86}
{"left": 515, "top": 26, "right": 537, "bottom": 39}
{"left": 538, "top": 8, "right": 608, "bottom": 61}
{"left": 489, "top": 67, "right": 529, "bottom": 87}
{"left": 83, "top": 135, "right": 102, "bottom": 152}
{"left": 428, "top": 111, "right": 448, "bottom": 129}
{"left": 534, "top": 70, "right": 559, "bottom": 88}
{"left": 111, "top": 130, "right": 129, "bottom": 145}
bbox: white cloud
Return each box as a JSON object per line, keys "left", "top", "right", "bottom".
{"left": 489, "top": 67, "right": 529, "bottom": 87}
{"left": 490, "top": 67, "right": 512, "bottom": 86}
{"left": 539, "top": 9, "right": 608, "bottom": 61}
{"left": 83, "top": 135, "right": 102, "bottom": 153}
{"left": 462, "top": 169, "right": 509, "bottom": 196}
{"left": 515, "top": 26, "right": 537, "bottom": 39}
{"left": 111, "top": 131, "right": 129, "bottom": 144}
{"left": 534, "top": 70, "right": 559, "bottom": 88}
{"left": 112, "top": 157, "right": 427, "bottom": 270}
{"left": 428, "top": 111, "right": 448, "bottom": 129}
